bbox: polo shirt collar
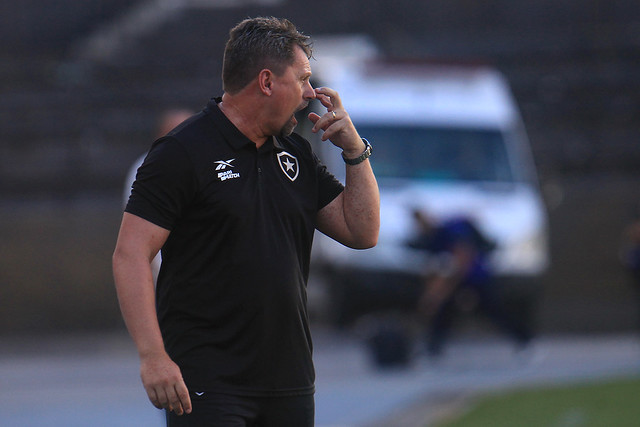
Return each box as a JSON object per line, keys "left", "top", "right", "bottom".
{"left": 206, "top": 97, "right": 284, "bottom": 152}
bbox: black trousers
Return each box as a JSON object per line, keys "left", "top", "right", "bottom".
{"left": 166, "top": 392, "right": 315, "bottom": 427}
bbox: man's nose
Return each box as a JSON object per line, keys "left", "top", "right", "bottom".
{"left": 303, "top": 81, "right": 316, "bottom": 100}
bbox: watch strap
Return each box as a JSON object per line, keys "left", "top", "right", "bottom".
{"left": 342, "top": 138, "right": 373, "bottom": 165}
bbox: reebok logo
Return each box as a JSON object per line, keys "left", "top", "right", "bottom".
{"left": 215, "top": 159, "right": 235, "bottom": 170}
{"left": 215, "top": 158, "right": 240, "bottom": 181}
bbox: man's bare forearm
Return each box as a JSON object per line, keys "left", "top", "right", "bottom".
{"left": 112, "top": 250, "right": 165, "bottom": 357}
{"left": 342, "top": 158, "right": 380, "bottom": 248}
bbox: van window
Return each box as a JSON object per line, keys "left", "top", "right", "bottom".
{"left": 357, "top": 125, "right": 518, "bottom": 183}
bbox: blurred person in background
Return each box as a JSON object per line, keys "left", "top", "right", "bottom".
{"left": 122, "top": 109, "right": 193, "bottom": 281}
{"left": 112, "top": 16, "right": 379, "bottom": 427}
{"left": 123, "top": 109, "right": 193, "bottom": 206}
{"left": 408, "top": 209, "right": 533, "bottom": 358}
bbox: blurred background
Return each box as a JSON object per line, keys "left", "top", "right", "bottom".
{"left": 2, "top": 0, "right": 640, "bottom": 338}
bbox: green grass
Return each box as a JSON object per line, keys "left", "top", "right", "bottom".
{"left": 435, "top": 376, "right": 640, "bottom": 427}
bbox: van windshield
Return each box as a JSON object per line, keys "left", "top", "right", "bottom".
{"left": 357, "top": 125, "right": 516, "bottom": 183}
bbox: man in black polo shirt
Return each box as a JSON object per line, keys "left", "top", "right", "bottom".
{"left": 113, "top": 17, "right": 379, "bottom": 426}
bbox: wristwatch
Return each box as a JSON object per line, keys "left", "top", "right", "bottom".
{"left": 342, "top": 138, "right": 373, "bottom": 165}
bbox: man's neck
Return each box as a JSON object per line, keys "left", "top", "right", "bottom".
{"left": 219, "top": 93, "right": 269, "bottom": 148}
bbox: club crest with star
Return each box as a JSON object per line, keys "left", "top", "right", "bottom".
{"left": 277, "top": 151, "right": 299, "bottom": 182}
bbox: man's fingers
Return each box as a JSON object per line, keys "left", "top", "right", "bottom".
{"left": 309, "top": 109, "right": 343, "bottom": 136}
{"left": 314, "top": 92, "right": 333, "bottom": 109}
{"left": 154, "top": 387, "right": 170, "bottom": 411}
{"left": 310, "top": 87, "right": 347, "bottom": 134}
{"left": 308, "top": 112, "right": 320, "bottom": 125}
{"left": 146, "top": 387, "right": 163, "bottom": 410}
{"left": 308, "top": 111, "right": 329, "bottom": 134}
{"left": 140, "top": 352, "right": 191, "bottom": 414}
{"left": 165, "top": 385, "right": 184, "bottom": 415}
{"left": 146, "top": 384, "right": 190, "bottom": 415}
{"left": 146, "top": 380, "right": 192, "bottom": 415}
{"left": 168, "top": 382, "right": 192, "bottom": 415}
{"left": 176, "top": 383, "right": 192, "bottom": 414}
{"left": 314, "top": 87, "right": 342, "bottom": 109}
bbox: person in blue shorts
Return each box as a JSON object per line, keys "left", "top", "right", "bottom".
{"left": 409, "top": 210, "right": 532, "bottom": 357}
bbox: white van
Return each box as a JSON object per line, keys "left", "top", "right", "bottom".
{"left": 305, "top": 36, "right": 549, "bottom": 326}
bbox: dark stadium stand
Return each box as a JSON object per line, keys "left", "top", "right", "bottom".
{"left": 2, "top": 0, "right": 640, "bottom": 333}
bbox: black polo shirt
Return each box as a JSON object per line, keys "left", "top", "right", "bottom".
{"left": 125, "top": 98, "right": 344, "bottom": 396}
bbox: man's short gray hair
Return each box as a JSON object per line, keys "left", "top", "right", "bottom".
{"left": 222, "top": 17, "right": 313, "bottom": 94}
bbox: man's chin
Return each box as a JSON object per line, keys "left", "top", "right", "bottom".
{"left": 279, "top": 117, "right": 297, "bottom": 138}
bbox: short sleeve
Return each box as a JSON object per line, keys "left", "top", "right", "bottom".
{"left": 314, "top": 152, "right": 344, "bottom": 210}
{"left": 125, "top": 137, "right": 197, "bottom": 230}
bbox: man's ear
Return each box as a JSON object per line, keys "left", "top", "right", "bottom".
{"left": 258, "top": 69, "right": 273, "bottom": 95}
